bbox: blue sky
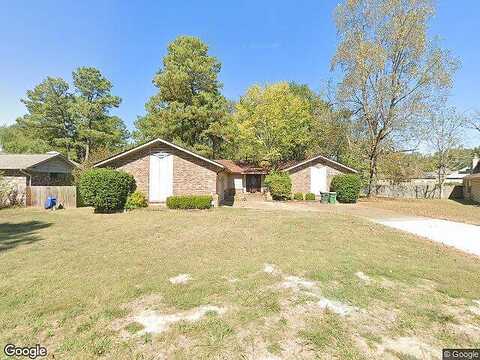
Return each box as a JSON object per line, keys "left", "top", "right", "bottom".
{"left": 1, "top": 0, "right": 479, "bottom": 146}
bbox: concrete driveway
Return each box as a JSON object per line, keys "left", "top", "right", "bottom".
{"left": 375, "top": 218, "right": 480, "bottom": 256}
{"left": 231, "top": 199, "right": 480, "bottom": 256}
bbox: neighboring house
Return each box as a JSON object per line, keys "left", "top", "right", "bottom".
{"left": 94, "top": 138, "right": 357, "bottom": 204}
{"left": 0, "top": 152, "right": 77, "bottom": 206}
{"left": 464, "top": 156, "right": 480, "bottom": 203}
{"left": 402, "top": 167, "right": 472, "bottom": 186}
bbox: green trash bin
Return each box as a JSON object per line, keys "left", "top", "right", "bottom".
{"left": 320, "top": 192, "right": 329, "bottom": 204}
{"left": 328, "top": 192, "right": 337, "bottom": 204}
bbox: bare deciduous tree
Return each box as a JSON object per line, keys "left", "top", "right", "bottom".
{"left": 332, "top": 0, "right": 458, "bottom": 195}
{"left": 427, "top": 107, "right": 465, "bottom": 196}
{"left": 468, "top": 111, "right": 480, "bottom": 134}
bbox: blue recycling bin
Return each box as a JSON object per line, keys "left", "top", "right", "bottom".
{"left": 44, "top": 196, "right": 57, "bottom": 209}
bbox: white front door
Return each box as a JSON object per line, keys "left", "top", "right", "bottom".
{"left": 310, "top": 166, "right": 328, "bottom": 195}
{"left": 149, "top": 153, "right": 173, "bottom": 202}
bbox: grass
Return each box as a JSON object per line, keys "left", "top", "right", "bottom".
{"left": 1, "top": 206, "right": 480, "bottom": 359}
{"left": 360, "top": 197, "right": 480, "bottom": 225}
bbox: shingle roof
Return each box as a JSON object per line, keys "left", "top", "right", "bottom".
{"left": 0, "top": 153, "right": 61, "bottom": 170}
{"left": 279, "top": 155, "right": 358, "bottom": 173}
{"left": 94, "top": 138, "right": 224, "bottom": 169}
{"left": 216, "top": 155, "right": 357, "bottom": 174}
{"left": 215, "top": 160, "right": 268, "bottom": 174}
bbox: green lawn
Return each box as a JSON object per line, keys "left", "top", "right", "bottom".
{"left": 360, "top": 198, "right": 480, "bottom": 225}
{"left": 1, "top": 207, "right": 480, "bottom": 359}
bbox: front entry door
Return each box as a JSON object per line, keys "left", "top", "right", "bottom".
{"left": 246, "top": 174, "right": 261, "bottom": 193}
{"left": 149, "top": 153, "right": 173, "bottom": 202}
{"left": 310, "top": 166, "right": 327, "bottom": 195}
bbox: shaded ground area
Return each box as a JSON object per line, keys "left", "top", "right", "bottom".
{"left": 0, "top": 220, "right": 51, "bottom": 252}
{"left": 1, "top": 207, "right": 480, "bottom": 359}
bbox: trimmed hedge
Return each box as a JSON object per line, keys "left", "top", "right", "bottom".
{"left": 305, "top": 192, "right": 316, "bottom": 201}
{"left": 125, "top": 191, "right": 148, "bottom": 210}
{"left": 166, "top": 195, "right": 213, "bottom": 209}
{"left": 264, "top": 172, "right": 292, "bottom": 200}
{"left": 330, "top": 174, "right": 362, "bottom": 203}
{"left": 78, "top": 168, "right": 136, "bottom": 212}
{"left": 293, "top": 192, "right": 304, "bottom": 200}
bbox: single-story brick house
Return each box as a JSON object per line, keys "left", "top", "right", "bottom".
{"left": 0, "top": 152, "right": 76, "bottom": 205}
{"left": 94, "top": 138, "right": 357, "bottom": 204}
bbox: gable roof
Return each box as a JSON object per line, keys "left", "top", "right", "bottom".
{"left": 281, "top": 155, "right": 357, "bottom": 173}
{"left": 94, "top": 138, "right": 225, "bottom": 169}
{"left": 0, "top": 153, "right": 76, "bottom": 171}
{"left": 216, "top": 155, "right": 357, "bottom": 174}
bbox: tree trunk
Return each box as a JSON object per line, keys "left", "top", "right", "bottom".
{"left": 85, "top": 140, "right": 90, "bottom": 162}
{"left": 437, "top": 166, "right": 445, "bottom": 200}
{"left": 366, "top": 145, "right": 379, "bottom": 197}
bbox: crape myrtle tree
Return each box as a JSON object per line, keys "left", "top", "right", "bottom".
{"left": 134, "top": 36, "right": 231, "bottom": 158}
{"left": 332, "top": 0, "right": 458, "bottom": 195}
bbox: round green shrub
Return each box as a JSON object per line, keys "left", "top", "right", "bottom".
{"left": 125, "top": 191, "right": 148, "bottom": 210}
{"left": 305, "top": 192, "right": 316, "bottom": 201}
{"left": 166, "top": 195, "right": 212, "bottom": 209}
{"left": 330, "top": 174, "right": 362, "bottom": 203}
{"left": 293, "top": 192, "right": 304, "bottom": 200}
{"left": 264, "top": 172, "right": 292, "bottom": 201}
{"left": 79, "top": 168, "right": 136, "bottom": 212}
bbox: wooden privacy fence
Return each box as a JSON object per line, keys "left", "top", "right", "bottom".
{"left": 368, "top": 183, "right": 464, "bottom": 200}
{"left": 26, "top": 186, "right": 77, "bottom": 208}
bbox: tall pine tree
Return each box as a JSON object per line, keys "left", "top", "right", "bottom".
{"left": 134, "top": 36, "right": 230, "bottom": 158}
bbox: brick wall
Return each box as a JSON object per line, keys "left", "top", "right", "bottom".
{"left": 99, "top": 144, "right": 219, "bottom": 199}
{"left": 290, "top": 166, "right": 310, "bottom": 193}
{"left": 288, "top": 159, "right": 347, "bottom": 194}
{"left": 107, "top": 149, "right": 150, "bottom": 195}
{"left": 173, "top": 153, "right": 217, "bottom": 195}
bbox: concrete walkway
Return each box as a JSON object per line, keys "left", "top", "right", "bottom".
{"left": 229, "top": 199, "right": 480, "bottom": 256}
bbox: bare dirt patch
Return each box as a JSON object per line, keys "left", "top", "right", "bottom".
{"left": 135, "top": 305, "right": 227, "bottom": 334}
{"left": 169, "top": 273, "right": 192, "bottom": 284}
{"left": 378, "top": 336, "right": 439, "bottom": 359}
{"left": 355, "top": 271, "right": 372, "bottom": 284}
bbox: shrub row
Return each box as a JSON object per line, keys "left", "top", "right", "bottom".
{"left": 293, "top": 192, "right": 317, "bottom": 201}
{"left": 293, "top": 192, "right": 303, "bottom": 200}
{"left": 78, "top": 168, "right": 136, "bottom": 212}
{"left": 166, "top": 195, "right": 213, "bottom": 209}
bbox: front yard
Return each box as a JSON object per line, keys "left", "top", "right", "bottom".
{"left": 360, "top": 198, "right": 480, "bottom": 225}
{"left": 1, "top": 207, "right": 480, "bottom": 359}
